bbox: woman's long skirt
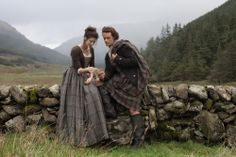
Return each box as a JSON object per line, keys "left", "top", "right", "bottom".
{"left": 57, "top": 68, "right": 108, "bottom": 147}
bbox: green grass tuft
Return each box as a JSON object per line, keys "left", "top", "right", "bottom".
{"left": 0, "top": 127, "right": 235, "bottom": 157}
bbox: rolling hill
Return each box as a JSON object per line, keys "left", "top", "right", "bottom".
{"left": 0, "top": 20, "right": 70, "bottom": 65}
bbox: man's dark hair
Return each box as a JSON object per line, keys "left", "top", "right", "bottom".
{"left": 102, "top": 26, "right": 119, "bottom": 40}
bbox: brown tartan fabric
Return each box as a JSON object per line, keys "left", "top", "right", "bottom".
{"left": 103, "top": 40, "right": 150, "bottom": 110}
{"left": 56, "top": 48, "right": 108, "bottom": 147}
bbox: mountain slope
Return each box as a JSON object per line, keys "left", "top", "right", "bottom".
{"left": 143, "top": 0, "right": 236, "bottom": 82}
{"left": 0, "top": 20, "right": 70, "bottom": 65}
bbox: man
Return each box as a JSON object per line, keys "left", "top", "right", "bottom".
{"left": 98, "top": 26, "right": 150, "bottom": 148}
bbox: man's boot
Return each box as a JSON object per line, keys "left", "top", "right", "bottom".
{"left": 130, "top": 114, "right": 145, "bottom": 148}
{"left": 98, "top": 86, "right": 117, "bottom": 119}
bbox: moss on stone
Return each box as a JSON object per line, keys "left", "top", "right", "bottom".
{"left": 205, "top": 99, "right": 214, "bottom": 110}
{"left": 26, "top": 88, "right": 39, "bottom": 104}
{"left": 157, "top": 121, "right": 179, "bottom": 140}
{"left": 24, "top": 104, "right": 41, "bottom": 115}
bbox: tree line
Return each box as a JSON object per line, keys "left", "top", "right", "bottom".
{"left": 142, "top": 0, "right": 236, "bottom": 83}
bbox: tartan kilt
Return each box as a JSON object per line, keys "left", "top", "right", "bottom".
{"left": 56, "top": 67, "right": 108, "bottom": 147}
{"left": 103, "top": 73, "right": 144, "bottom": 111}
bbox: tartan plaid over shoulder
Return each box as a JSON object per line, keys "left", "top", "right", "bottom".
{"left": 103, "top": 40, "right": 151, "bottom": 110}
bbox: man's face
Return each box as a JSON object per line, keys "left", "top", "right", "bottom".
{"left": 102, "top": 32, "right": 115, "bottom": 47}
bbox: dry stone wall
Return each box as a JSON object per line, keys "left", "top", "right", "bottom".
{"left": 0, "top": 84, "right": 235, "bottom": 147}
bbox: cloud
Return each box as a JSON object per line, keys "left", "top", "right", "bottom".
{"left": 0, "top": 0, "right": 227, "bottom": 47}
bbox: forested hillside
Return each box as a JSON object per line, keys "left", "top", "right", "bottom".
{"left": 143, "top": 0, "right": 236, "bottom": 83}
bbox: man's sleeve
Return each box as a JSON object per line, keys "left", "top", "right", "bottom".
{"left": 113, "top": 45, "right": 138, "bottom": 68}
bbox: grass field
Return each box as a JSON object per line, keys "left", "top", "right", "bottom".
{"left": 1, "top": 64, "right": 235, "bottom": 87}
{"left": 0, "top": 64, "right": 67, "bottom": 86}
{"left": 1, "top": 62, "right": 236, "bottom": 87}
{"left": 0, "top": 127, "right": 235, "bottom": 157}
{"left": 151, "top": 80, "right": 236, "bottom": 87}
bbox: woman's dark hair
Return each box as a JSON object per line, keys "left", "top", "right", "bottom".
{"left": 102, "top": 26, "right": 119, "bottom": 40}
{"left": 84, "top": 26, "right": 98, "bottom": 39}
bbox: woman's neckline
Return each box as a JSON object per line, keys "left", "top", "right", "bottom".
{"left": 78, "top": 44, "right": 91, "bottom": 57}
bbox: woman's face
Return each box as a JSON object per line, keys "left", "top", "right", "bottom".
{"left": 85, "top": 37, "right": 97, "bottom": 48}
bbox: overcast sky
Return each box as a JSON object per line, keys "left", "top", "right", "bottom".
{"left": 0, "top": 0, "right": 227, "bottom": 48}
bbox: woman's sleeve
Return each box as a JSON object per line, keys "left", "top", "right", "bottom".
{"left": 71, "top": 46, "right": 82, "bottom": 70}
{"left": 90, "top": 47, "right": 95, "bottom": 67}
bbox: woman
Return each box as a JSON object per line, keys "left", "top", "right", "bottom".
{"left": 57, "top": 26, "right": 108, "bottom": 147}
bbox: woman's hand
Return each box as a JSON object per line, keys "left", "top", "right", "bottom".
{"left": 78, "top": 67, "right": 94, "bottom": 74}
{"left": 84, "top": 73, "right": 93, "bottom": 85}
{"left": 87, "top": 67, "right": 95, "bottom": 74}
{"left": 77, "top": 68, "right": 82, "bottom": 74}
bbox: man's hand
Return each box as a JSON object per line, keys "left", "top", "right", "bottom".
{"left": 98, "top": 70, "right": 105, "bottom": 81}
{"left": 111, "top": 53, "right": 117, "bottom": 60}
{"left": 95, "top": 79, "right": 103, "bottom": 86}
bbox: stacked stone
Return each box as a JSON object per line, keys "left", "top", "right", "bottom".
{"left": 0, "top": 84, "right": 60, "bottom": 133}
{"left": 0, "top": 84, "right": 235, "bottom": 147}
{"left": 145, "top": 84, "right": 236, "bottom": 147}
